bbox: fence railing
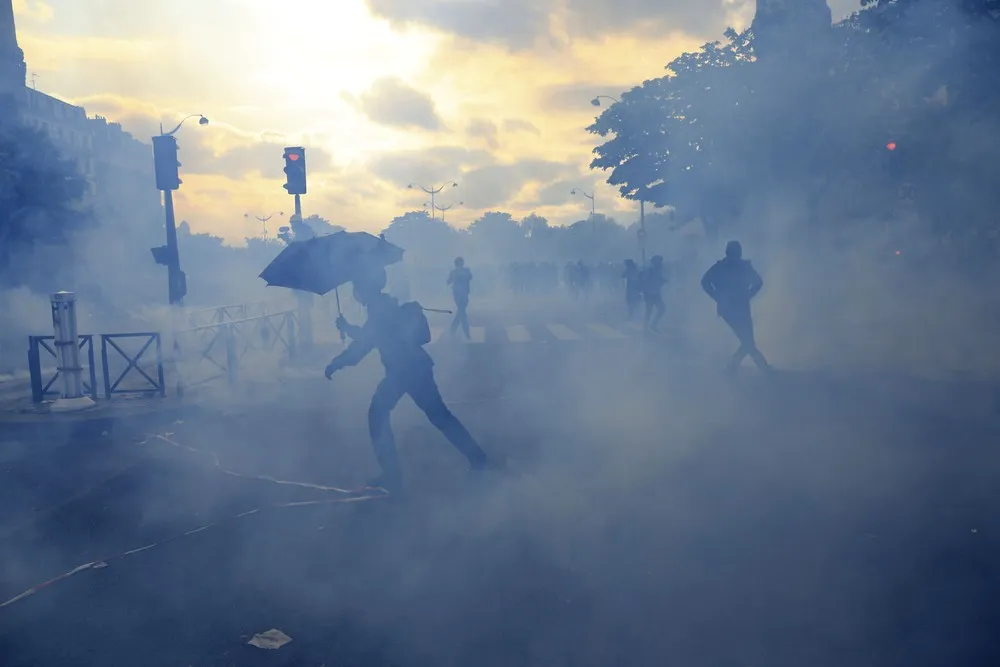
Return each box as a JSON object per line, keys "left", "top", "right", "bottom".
{"left": 186, "top": 302, "right": 270, "bottom": 329}
{"left": 27, "top": 333, "right": 164, "bottom": 403}
{"left": 27, "top": 335, "right": 98, "bottom": 404}
{"left": 174, "top": 310, "right": 298, "bottom": 391}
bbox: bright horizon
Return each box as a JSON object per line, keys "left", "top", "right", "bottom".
{"left": 13, "top": 0, "right": 858, "bottom": 244}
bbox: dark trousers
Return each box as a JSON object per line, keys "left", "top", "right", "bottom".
{"left": 721, "top": 307, "right": 769, "bottom": 373}
{"left": 626, "top": 290, "right": 641, "bottom": 320}
{"left": 368, "top": 368, "right": 488, "bottom": 486}
{"left": 450, "top": 294, "right": 470, "bottom": 339}
{"left": 644, "top": 295, "right": 665, "bottom": 331}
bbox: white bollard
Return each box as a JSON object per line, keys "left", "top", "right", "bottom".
{"left": 49, "top": 291, "right": 95, "bottom": 412}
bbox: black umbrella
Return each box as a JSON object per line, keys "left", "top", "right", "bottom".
{"left": 260, "top": 231, "right": 404, "bottom": 340}
{"left": 260, "top": 231, "right": 404, "bottom": 296}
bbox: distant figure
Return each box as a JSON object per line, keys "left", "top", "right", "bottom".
{"left": 701, "top": 241, "right": 771, "bottom": 375}
{"left": 447, "top": 257, "right": 472, "bottom": 339}
{"left": 623, "top": 259, "right": 642, "bottom": 320}
{"left": 576, "top": 260, "right": 592, "bottom": 301}
{"left": 325, "top": 266, "right": 493, "bottom": 494}
{"left": 641, "top": 256, "right": 667, "bottom": 332}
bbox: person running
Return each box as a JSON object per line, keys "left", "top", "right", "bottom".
{"left": 446, "top": 257, "right": 472, "bottom": 339}
{"left": 641, "top": 255, "right": 667, "bottom": 332}
{"left": 623, "top": 259, "right": 642, "bottom": 320}
{"left": 701, "top": 240, "right": 771, "bottom": 375}
{"left": 325, "top": 265, "right": 493, "bottom": 494}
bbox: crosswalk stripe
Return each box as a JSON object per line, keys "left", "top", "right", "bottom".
{"left": 586, "top": 323, "right": 627, "bottom": 339}
{"left": 468, "top": 326, "right": 486, "bottom": 343}
{"left": 506, "top": 325, "right": 532, "bottom": 342}
{"left": 546, "top": 324, "right": 581, "bottom": 340}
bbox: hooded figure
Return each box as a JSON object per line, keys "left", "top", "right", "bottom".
{"left": 701, "top": 241, "right": 771, "bottom": 375}
{"left": 623, "top": 259, "right": 641, "bottom": 320}
{"left": 325, "top": 265, "right": 492, "bottom": 493}
{"left": 641, "top": 255, "right": 667, "bottom": 332}
{"left": 447, "top": 257, "right": 472, "bottom": 339}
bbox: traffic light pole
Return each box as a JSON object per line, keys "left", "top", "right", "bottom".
{"left": 163, "top": 189, "right": 184, "bottom": 305}
{"left": 294, "top": 193, "right": 302, "bottom": 219}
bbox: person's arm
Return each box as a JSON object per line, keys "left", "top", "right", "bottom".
{"left": 335, "top": 315, "right": 363, "bottom": 341}
{"left": 747, "top": 263, "right": 763, "bottom": 300}
{"left": 446, "top": 270, "right": 454, "bottom": 286}
{"left": 325, "top": 320, "right": 374, "bottom": 377}
{"left": 701, "top": 265, "right": 719, "bottom": 301}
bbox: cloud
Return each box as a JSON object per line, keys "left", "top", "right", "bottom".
{"left": 466, "top": 118, "right": 499, "bottom": 149}
{"left": 358, "top": 76, "right": 444, "bottom": 131}
{"left": 13, "top": 0, "right": 54, "bottom": 23}
{"left": 365, "top": 0, "right": 757, "bottom": 50}
{"left": 460, "top": 159, "right": 579, "bottom": 209}
{"left": 365, "top": 0, "right": 549, "bottom": 50}
{"left": 502, "top": 118, "right": 540, "bottom": 134}
{"left": 367, "top": 145, "right": 494, "bottom": 188}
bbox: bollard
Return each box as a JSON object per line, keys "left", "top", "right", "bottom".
{"left": 49, "top": 291, "right": 96, "bottom": 412}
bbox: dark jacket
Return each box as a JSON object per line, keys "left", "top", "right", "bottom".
{"left": 701, "top": 258, "right": 763, "bottom": 316}
{"left": 332, "top": 293, "right": 433, "bottom": 375}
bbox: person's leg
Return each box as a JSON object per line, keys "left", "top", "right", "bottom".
{"left": 367, "top": 376, "right": 406, "bottom": 489}
{"left": 458, "top": 297, "right": 471, "bottom": 339}
{"left": 651, "top": 298, "right": 665, "bottom": 331}
{"left": 408, "top": 371, "right": 489, "bottom": 468}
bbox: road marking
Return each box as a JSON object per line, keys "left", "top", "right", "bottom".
{"left": 546, "top": 324, "right": 581, "bottom": 340}
{"left": 506, "top": 325, "right": 532, "bottom": 342}
{"left": 468, "top": 326, "right": 486, "bottom": 343}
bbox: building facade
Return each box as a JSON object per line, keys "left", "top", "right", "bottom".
{"left": 1, "top": 0, "right": 161, "bottom": 229}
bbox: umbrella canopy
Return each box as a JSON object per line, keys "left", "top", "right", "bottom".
{"left": 259, "top": 231, "right": 404, "bottom": 296}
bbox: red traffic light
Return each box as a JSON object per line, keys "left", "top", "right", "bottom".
{"left": 886, "top": 142, "right": 897, "bottom": 151}
{"left": 288, "top": 153, "right": 300, "bottom": 161}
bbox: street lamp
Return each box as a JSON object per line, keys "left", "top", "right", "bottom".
{"left": 590, "top": 95, "right": 620, "bottom": 107}
{"left": 152, "top": 113, "right": 209, "bottom": 307}
{"left": 571, "top": 188, "right": 597, "bottom": 240}
{"left": 408, "top": 181, "right": 458, "bottom": 220}
{"left": 590, "top": 93, "right": 647, "bottom": 265}
{"left": 425, "top": 200, "right": 463, "bottom": 223}
{"left": 245, "top": 211, "right": 284, "bottom": 241}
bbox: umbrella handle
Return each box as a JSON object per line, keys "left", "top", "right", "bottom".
{"left": 335, "top": 288, "right": 345, "bottom": 342}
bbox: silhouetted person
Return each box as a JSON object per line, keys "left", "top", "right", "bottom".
{"left": 325, "top": 266, "right": 491, "bottom": 494}
{"left": 447, "top": 256, "right": 472, "bottom": 339}
{"left": 701, "top": 241, "right": 771, "bottom": 375}
{"left": 623, "top": 259, "right": 641, "bottom": 320}
{"left": 642, "top": 255, "right": 667, "bottom": 332}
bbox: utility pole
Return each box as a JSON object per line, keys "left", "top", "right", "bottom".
{"left": 638, "top": 200, "right": 647, "bottom": 266}
{"left": 281, "top": 147, "right": 313, "bottom": 347}
{"left": 409, "top": 181, "right": 458, "bottom": 220}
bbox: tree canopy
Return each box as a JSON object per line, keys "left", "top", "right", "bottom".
{"left": 588, "top": 1, "right": 1000, "bottom": 249}
{"left": 0, "top": 125, "right": 92, "bottom": 282}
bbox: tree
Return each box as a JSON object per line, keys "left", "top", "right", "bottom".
{"left": 588, "top": 28, "right": 756, "bottom": 234}
{"left": 381, "top": 210, "right": 462, "bottom": 267}
{"left": 302, "top": 214, "right": 344, "bottom": 236}
{"left": 0, "top": 125, "right": 91, "bottom": 283}
{"left": 468, "top": 211, "right": 525, "bottom": 260}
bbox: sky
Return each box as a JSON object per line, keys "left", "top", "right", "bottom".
{"left": 13, "top": 0, "right": 859, "bottom": 244}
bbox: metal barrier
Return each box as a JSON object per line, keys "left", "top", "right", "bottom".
{"left": 27, "top": 335, "right": 99, "bottom": 404}
{"left": 187, "top": 302, "right": 270, "bottom": 328}
{"left": 174, "top": 310, "right": 298, "bottom": 390}
{"left": 100, "top": 333, "right": 165, "bottom": 398}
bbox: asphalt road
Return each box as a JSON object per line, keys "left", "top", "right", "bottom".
{"left": 3, "top": 301, "right": 1000, "bottom": 666}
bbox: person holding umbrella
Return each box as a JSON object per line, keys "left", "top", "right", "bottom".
{"left": 323, "top": 264, "right": 494, "bottom": 494}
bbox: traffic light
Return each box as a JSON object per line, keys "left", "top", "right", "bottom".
{"left": 152, "top": 135, "right": 181, "bottom": 191}
{"left": 283, "top": 146, "right": 307, "bottom": 195}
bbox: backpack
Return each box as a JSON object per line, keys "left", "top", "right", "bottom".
{"left": 397, "top": 301, "right": 432, "bottom": 346}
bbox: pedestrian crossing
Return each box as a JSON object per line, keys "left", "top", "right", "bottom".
{"left": 428, "top": 321, "right": 676, "bottom": 345}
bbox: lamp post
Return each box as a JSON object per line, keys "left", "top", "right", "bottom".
{"left": 153, "top": 113, "right": 208, "bottom": 306}
{"left": 408, "top": 181, "right": 458, "bottom": 220}
{"left": 570, "top": 188, "right": 597, "bottom": 237}
{"left": 424, "top": 200, "right": 462, "bottom": 223}
{"left": 245, "top": 211, "right": 284, "bottom": 242}
{"left": 591, "top": 94, "right": 647, "bottom": 265}
{"left": 590, "top": 95, "right": 620, "bottom": 106}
